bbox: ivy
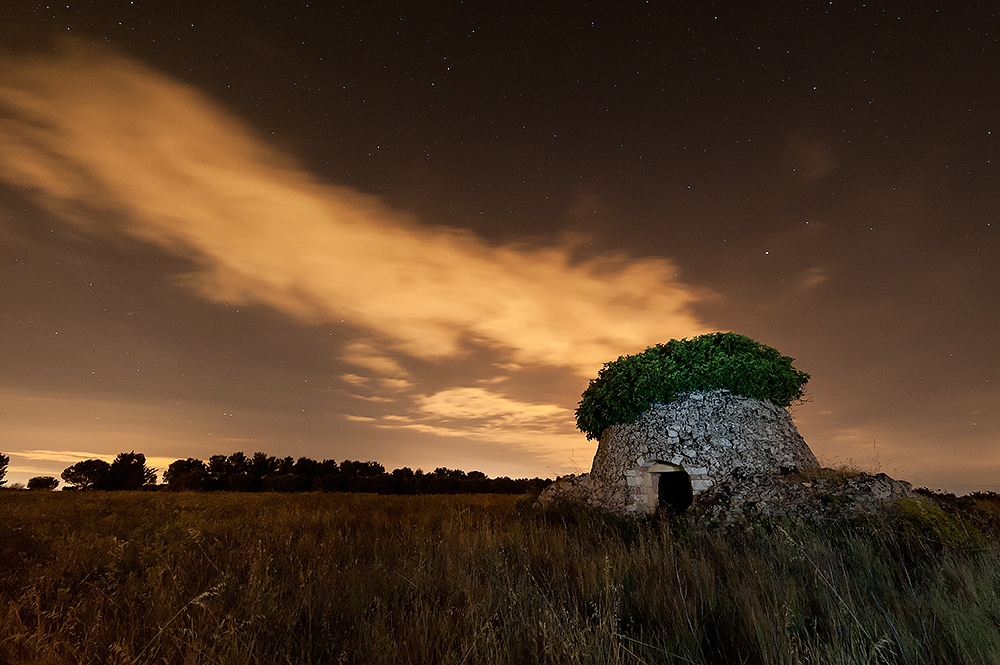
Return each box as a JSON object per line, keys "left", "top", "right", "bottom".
{"left": 575, "top": 332, "right": 810, "bottom": 440}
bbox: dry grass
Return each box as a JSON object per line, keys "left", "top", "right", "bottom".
{"left": 1, "top": 490, "right": 999, "bottom": 664}
{"left": 780, "top": 464, "right": 867, "bottom": 484}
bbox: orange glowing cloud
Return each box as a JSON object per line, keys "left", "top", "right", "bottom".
{"left": 417, "top": 387, "right": 570, "bottom": 424}
{"left": 0, "top": 43, "right": 707, "bottom": 377}
{"left": 365, "top": 386, "right": 587, "bottom": 468}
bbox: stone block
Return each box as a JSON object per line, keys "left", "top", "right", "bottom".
{"left": 691, "top": 478, "right": 715, "bottom": 492}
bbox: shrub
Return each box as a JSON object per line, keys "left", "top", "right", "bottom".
{"left": 61, "top": 453, "right": 157, "bottom": 490}
{"left": 164, "top": 458, "right": 210, "bottom": 491}
{"left": 26, "top": 476, "right": 59, "bottom": 491}
{"left": 895, "top": 497, "right": 983, "bottom": 551}
{"left": 575, "top": 332, "right": 810, "bottom": 439}
{"left": 102, "top": 451, "right": 158, "bottom": 490}
{"left": 61, "top": 458, "right": 111, "bottom": 490}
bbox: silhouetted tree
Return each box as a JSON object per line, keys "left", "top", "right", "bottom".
{"left": 265, "top": 473, "right": 308, "bottom": 492}
{"left": 225, "top": 452, "right": 249, "bottom": 474}
{"left": 27, "top": 476, "right": 59, "bottom": 491}
{"left": 434, "top": 467, "right": 467, "bottom": 478}
{"left": 61, "top": 459, "right": 112, "bottom": 490}
{"left": 206, "top": 452, "right": 254, "bottom": 490}
{"left": 208, "top": 454, "right": 232, "bottom": 478}
{"left": 164, "top": 458, "right": 209, "bottom": 491}
{"left": 155, "top": 450, "right": 552, "bottom": 495}
{"left": 340, "top": 460, "right": 385, "bottom": 476}
{"left": 292, "top": 456, "right": 320, "bottom": 479}
{"left": 311, "top": 459, "right": 340, "bottom": 490}
{"left": 101, "top": 452, "right": 157, "bottom": 490}
{"left": 249, "top": 452, "right": 279, "bottom": 479}
{"left": 318, "top": 459, "right": 340, "bottom": 475}
{"left": 225, "top": 472, "right": 259, "bottom": 492}
{"left": 0, "top": 452, "right": 8, "bottom": 487}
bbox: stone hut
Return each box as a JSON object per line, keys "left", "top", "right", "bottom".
{"left": 541, "top": 389, "right": 820, "bottom": 515}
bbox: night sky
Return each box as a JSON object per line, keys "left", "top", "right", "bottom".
{"left": 1, "top": 2, "right": 997, "bottom": 491}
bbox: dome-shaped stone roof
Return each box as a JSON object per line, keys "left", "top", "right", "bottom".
{"left": 542, "top": 389, "right": 819, "bottom": 514}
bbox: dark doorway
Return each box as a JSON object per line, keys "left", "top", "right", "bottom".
{"left": 657, "top": 471, "right": 693, "bottom": 515}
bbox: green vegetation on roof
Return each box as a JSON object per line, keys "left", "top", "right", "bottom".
{"left": 575, "top": 332, "right": 810, "bottom": 440}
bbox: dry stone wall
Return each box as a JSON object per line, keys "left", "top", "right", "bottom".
{"left": 699, "top": 470, "right": 917, "bottom": 525}
{"left": 541, "top": 390, "right": 819, "bottom": 514}
{"left": 538, "top": 389, "right": 919, "bottom": 520}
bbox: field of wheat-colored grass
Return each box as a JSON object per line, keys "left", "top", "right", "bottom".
{"left": 2, "top": 490, "right": 1000, "bottom": 664}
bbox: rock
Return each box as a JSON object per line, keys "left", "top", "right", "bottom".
{"left": 537, "top": 473, "right": 597, "bottom": 508}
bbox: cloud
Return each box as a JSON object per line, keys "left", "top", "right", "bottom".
{"left": 349, "top": 395, "right": 396, "bottom": 403}
{"left": 796, "top": 266, "right": 828, "bottom": 291}
{"left": 343, "top": 415, "right": 378, "bottom": 423}
{"left": 342, "top": 342, "right": 410, "bottom": 378}
{"left": 14, "top": 449, "right": 177, "bottom": 471}
{"left": 417, "top": 387, "right": 570, "bottom": 424}
{"left": 371, "top": 421, "right": 585, "bottom": 469}
{"left": 0, "top": 43, "right": 708, "bottom": 378}
{"left": 379, "top": 378, "right": 413, "bottom": 391}
{"left": 356, "top": 386, "right": 585, "bottom": 466}
{"left": 340, "top": 373, "right": 372, "bottom": 387}
{"left": 15, "top": 449, "right": 116, "bottom": 463}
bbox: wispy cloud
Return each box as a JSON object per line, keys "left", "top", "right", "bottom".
{"left": 0, "top": 42, "right": 707, "bottom": 379}
{"left": 356, "top": 387, "right": 585, "bottom": 466}
{"left": 796, "top": 266, "right": 828, "bottom": 291}
{"left": 14, "top": 449, "right": 177, "bottom": 472}
{"left": 15, "top": 449, "right": 116, "bottom": 463}
{"left": 417, "top": 387, "right": 571, "bottom": 425}
{"left": 341, "top": 373, "right": 372, "bottom": 387}
{"left": 343, "top": 415, "right": 378, "bottom": 423}
{"left": 342, "top": 342, "right": 410, "bottom": 378}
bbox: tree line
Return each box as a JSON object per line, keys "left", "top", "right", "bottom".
{"left": 0, "top": 450, "right": 551, "bottom": 495}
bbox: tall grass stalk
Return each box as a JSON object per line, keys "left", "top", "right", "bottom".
{"left": 1, "top": 491, "right": 999, "bottom": 664}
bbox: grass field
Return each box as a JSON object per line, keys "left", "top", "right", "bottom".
{"left": 2, "top": 490, "right": 1000, "bottom": 664}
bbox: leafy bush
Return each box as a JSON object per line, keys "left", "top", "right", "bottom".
{"left": 61, "top": 452, "right": 157, "bottom": 490}
{"left": 27, "top": 476, "right": 59, "bottom": 491}
{"left": 576, "top": 332, "right": 810, "bottom": 439}
{"left": 61, "top": 458, "right": 111, "bottom": 490}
